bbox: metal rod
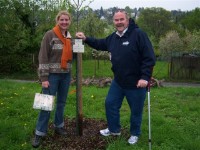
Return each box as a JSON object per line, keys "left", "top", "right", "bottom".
{"left": 148, "top": 83, "right": 152, "bottom": 150}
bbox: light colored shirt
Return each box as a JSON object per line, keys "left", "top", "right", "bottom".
{"left": 116, "top": 28, "right": 128, "bottom": 37}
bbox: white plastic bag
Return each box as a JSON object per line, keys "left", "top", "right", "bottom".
{"left": 33, "top": 93, "right": 55, "bottom": 111}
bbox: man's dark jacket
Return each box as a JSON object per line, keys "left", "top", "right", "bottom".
{"left": 85, "top": 18, "right": 156, "bottom": 89}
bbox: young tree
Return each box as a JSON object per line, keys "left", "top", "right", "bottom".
{"left": 78, "top": 8, "right": 109, "bottom": 59}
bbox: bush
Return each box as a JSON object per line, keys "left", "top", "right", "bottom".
{"left": 0, "top": 54, "right": 35, "bottom": 74}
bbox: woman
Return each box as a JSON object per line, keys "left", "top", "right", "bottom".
{"left": 32, "top": 10, "right": 73, "bottom": 148}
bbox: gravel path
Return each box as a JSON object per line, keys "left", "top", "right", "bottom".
{"left": 161, "top": 81, "right": 200, "bottom": 87}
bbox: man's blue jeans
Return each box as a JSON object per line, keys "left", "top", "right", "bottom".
{"left": 35, "top": 73, "right": 71, "bottom": 136}
{"left": 105, "top": 79, "right": 146, "bottom": 136}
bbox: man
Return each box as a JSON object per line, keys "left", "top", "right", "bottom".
{"left": 76, "top": 9, "right": 156, "bottom": 144}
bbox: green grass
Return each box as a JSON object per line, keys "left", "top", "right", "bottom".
{"left": 0, "top": 80, "right": 199, "bottom": 150}
{"left": 73, "top": 60, "right": 169, "bottom": 80}
{"left": 0, "top": 60, "right": 169, "bottom": 81}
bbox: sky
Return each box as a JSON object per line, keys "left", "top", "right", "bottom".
{"left": 83, "top": 0, "right": 200, "bottom": 11}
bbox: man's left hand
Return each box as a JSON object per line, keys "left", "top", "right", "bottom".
{"left": 137, "top": 79, "right": 148, "bottom": 88}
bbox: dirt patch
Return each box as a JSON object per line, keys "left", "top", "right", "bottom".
{"left": 41, "top": 118, "right": 111, "bottom": 150}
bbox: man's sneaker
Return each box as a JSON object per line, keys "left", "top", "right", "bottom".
{"left": 128, "top": 136, "right": 138, "bottom": 144}
{"left": 32, "top": 134, "right": 42, "bottom": 148}
{"left": 100, "top": 128, "right": 121, "bottom": 136}
{"left": 55, "top": 127, "right": 67, "bottom": 135}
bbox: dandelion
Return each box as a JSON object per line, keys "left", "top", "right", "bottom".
{"left": 1, "top": 103, "right": 3, "bottom": 105}
{"left": 91, "top": 95, "right": 94, "bottom": 99}
{"left": 21, "top": 142, "right": 27, "bottom": 147}
{"left": 14, "top": 93, "right": 18, "bottom": 96}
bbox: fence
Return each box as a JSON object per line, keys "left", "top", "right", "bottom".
{"left": 169, "top": 56, "right": 200, "bottom": 80}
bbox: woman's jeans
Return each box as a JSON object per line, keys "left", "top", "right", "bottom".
{"left": 105, "top": 79, "right": 146, "bottom": 136}
{"left": 35, "top": 73, "right": 71, "bottom": 136}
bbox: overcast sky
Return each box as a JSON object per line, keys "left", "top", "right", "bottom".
{"left": 82, "top": 0, "right": 200, "bottom": 11}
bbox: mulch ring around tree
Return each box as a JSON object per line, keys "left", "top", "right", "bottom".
{"left": 41, "top": 118, "right": 128, "bottom": 150}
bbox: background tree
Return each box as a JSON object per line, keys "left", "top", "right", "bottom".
{"left": 180, "top": 8, "right": 200, "bottom": 31}
{"left": 137, "top": 7, "right": 176, "bottom": 41}
{"left": 0, "top": 0, "right": 31, "bottom": 73}
{"left": 136, "top": 7, "right": 181, "bottom": 57}
{"left": 159, "top": 30, "right": 184, "bottom": 60}
{"left": 188, "top": 31, "right": 200, "bottom": 54}
{"left": 125, "top": 6, "right": 132, "bottom": 17}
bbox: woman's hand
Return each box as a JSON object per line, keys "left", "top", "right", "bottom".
{"left": 42, "top": 81, "right": 50, "bottom": 88}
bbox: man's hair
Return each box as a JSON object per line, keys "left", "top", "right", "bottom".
{"left": 113, "top": 9, "right": 129, "bottom": 19}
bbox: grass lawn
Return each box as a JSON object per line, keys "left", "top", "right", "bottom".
{"left": 0, "top": 80, "right": 199, "bottom": 150}
{"left": 0, "top": 60, "right": 169, "bottom": 81}
{"left": 73, "top": 60, "right": 169, "bottom": 80}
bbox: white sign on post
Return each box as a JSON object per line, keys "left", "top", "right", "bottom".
{"left": 73, "top": 39, "right": 84, "bottom": 53}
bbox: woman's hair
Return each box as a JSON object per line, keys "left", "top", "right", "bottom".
{"left": 55, "top": 10, "right": 71, "bottom": 22}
